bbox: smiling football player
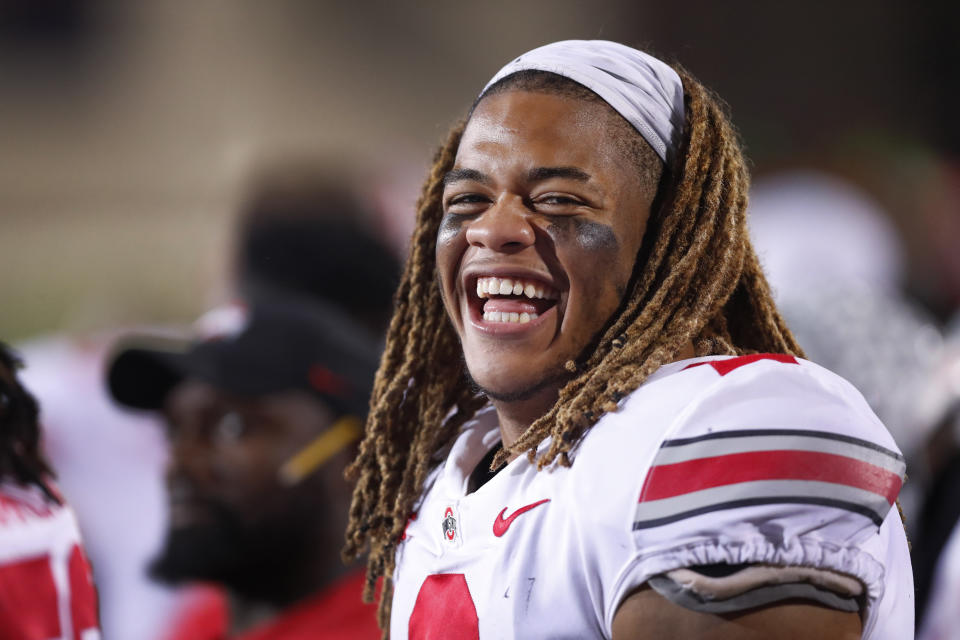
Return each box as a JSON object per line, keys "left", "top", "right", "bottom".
{"left": 344, "top": 40, "right": 913, "bottom": 640}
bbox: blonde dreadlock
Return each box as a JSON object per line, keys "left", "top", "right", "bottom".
{"left": 343, "top": 67, "right": 802, "bottom": 632}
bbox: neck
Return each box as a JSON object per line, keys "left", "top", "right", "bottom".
{"left": 229, "top": 530, "right": 346, "bottom": 607}
{"left": 228, "top": 596, "right": 276, "bottom": 634}
{"left": 490, "top": 385, "right": 559, "bottom": 458}
{"left": 228, "top": 468, "right": 356, "bottom": 616}
{"left": 225, "top": 521, "right": 357, "bottom": 633}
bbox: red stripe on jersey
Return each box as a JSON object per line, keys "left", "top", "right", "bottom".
{"left": 639, "top": 450, "right": 902, "bottom": 504}
{"left": 68, "top": 544, "right": 99, "bottom": 639}
{"left": 0, "top": 555, "right": 61, "bottom": 639}
{"left": 683, "top": 353, "right": 798, "bottom": 376}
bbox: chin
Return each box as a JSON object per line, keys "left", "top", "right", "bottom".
{"left": 149, "top": 523, "right": 241, "bottom": 585}
{"left": 466, "top": 366, "right": 568, "bottom": 404}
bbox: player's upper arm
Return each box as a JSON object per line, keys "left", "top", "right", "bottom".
{"left": 611, "top": 584, "right": 862, "bottom": 640}
{"left": 604, "top": 355, "right": 908, "bottom": 636}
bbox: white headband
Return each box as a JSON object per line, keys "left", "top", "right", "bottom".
{"left": 481, "top": 40, "right": 685, "bottom": 164}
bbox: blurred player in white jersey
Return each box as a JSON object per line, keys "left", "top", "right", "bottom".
{"left": 0, "top": 342, "right": 100, "bottom": 639}
{"left": 343, "top": 40, "right": 913, "bottom": 639}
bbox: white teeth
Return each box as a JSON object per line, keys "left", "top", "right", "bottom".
{"left": 483, "top": 310, "right": 539, "bottom": 324}
{"left": 475, "top": 276, "right": 558, "bottom": 301}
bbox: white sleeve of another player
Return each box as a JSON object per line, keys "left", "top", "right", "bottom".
{"left": 605, "top": 360, "right": 911, "bottom": 639}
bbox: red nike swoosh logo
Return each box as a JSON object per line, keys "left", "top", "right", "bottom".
{"left": 492, "top": 499, "right": 550, "bottom": 537}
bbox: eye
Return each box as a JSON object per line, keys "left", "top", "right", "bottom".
{"left": 214, "top": 410, "right": 247, "bottom": 443}
{"left": 444, "top": 192, "right": 490, "bottom": 214}
{"left": 538, "top": 194, "right": 579, "bottom": 204}
{"left": 532, "top": 193, "right": 586, "bottom": 213}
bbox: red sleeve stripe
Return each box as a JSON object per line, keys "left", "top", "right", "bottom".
{"left": 639, "top": 449, "right": 903, "bottom": 505}
{"left": 682, "top": 353, "right": 798, "bottom": 376}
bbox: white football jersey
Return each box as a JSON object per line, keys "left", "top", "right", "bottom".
{"left": 390, "top": 355, "right": 913, "bottom": 639}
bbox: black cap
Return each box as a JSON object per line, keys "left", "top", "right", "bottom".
{"left": 107, "top": 297, "right": 380, "bottom": 418}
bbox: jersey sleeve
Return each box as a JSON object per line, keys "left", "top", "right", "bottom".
{"left": 0, "top": 481, "right": 101, "bottom": 640}
{"left": 605, "top": 356, "right": 908, "bottom": 638}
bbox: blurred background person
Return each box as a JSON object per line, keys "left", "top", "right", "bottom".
{"left": 231, "top": 160, "right": 400, "bottom": 336}
{"left": 16, "top": 330, "right": 177, "bottom": 639}
{"left": 15, "top": 164, "right": 400, "bottom": 640}
{"left": 107, "top": 296, "right": 381, "bottom": 639}
{"left": 0, "top": 342, "right": 100, "bottom": 639}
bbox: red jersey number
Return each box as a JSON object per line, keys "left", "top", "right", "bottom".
{"left": 409, "top": 573, "right": 479, "bottom": 640}
{"left": 0, "top": 544, "right": 99, "bottom": 640}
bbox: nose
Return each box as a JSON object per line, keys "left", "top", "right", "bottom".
{"left": 464, "top": 194, "right": 535, "bottom": 252}
{"left": 167, "top": 427, "right": 215, "bottom": 486}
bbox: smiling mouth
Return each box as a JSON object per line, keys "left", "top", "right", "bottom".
{"left": 473, "top": 276, "right": 559, "bottom": 324}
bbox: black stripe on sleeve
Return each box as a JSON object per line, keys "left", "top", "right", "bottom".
{"left": 661, "top": 428, "right": 903, "bottom": 461}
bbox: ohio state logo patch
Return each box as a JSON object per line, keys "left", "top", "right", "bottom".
{"left": 441, "top": 506, "right": 458, "bottom": 542}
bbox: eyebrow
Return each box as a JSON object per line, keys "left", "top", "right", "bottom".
{"left": 442, "top": 166, "right": 592, "bottom": 187}
{"left": 443, "top": 168, "right": 489, "bottom": 186}
{"left": 527, "top": 166, "right": 591, "bottom": 183}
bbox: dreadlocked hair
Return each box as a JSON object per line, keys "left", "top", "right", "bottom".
{"left": 344, "top": 67, "right": 802, "bottom": 633}
{"left": 0, "top": 343, "right": 59, "bottom": 504}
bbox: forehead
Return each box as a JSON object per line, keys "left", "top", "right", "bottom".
{"left": 165, "top": 378, "right": 329, "bottom": 418}
{"left": 458, "top": 90, "right": 629, "bottom": 170}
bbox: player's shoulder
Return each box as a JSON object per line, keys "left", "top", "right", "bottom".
{"left": 571, "top": 356, "right": 910, "bottom": 638}
{"left": 620, "top": 353, "right": 900, "bottom": 451}
{"left": 572, "top": 352, "right": 905, "bottom": 532}
{"left": 0, "top": 479, "right": 83, "bottom": 558}
{"left": 0, "top": 480, "right": 61, "bottom": 523}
